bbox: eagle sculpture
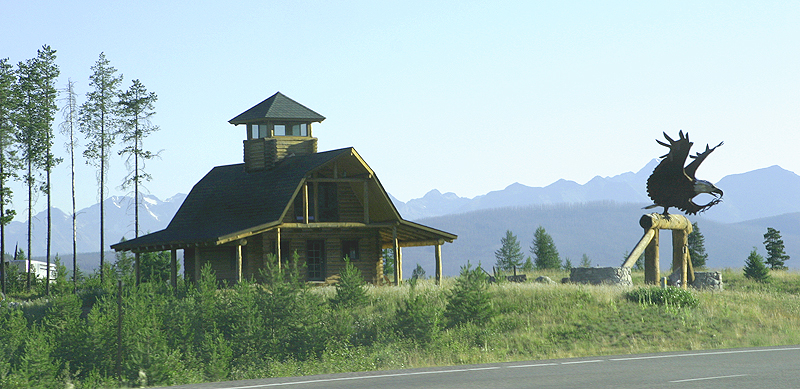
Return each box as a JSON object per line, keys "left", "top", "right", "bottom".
{"left": 645, "top": 131, "right": 724, "bottom": 215}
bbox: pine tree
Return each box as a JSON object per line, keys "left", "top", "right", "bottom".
{"left": 494, "top": 230, "right": 524, "bottom": 271}
{"left": 763, "top": 227, "right": 789, "bottom": 270}
{"left": 0, "top": 57, "right": 19, "bottom": 295}
{"left": 79, "top": 52, "right": 123, "bottom": 282}
{"left": 688, "top": 222, "right": 708, "bottom": 268}
{"left": 580, "top": 253, "right": 592, "bottom": 267}
{"left": 118, "top": 79, "right": 159, "bottom": 284}
{"left": 531, "top": 226, "right": 560, "bottom": 269}
{"left": 59, "top": 79, "right": 79, "bottom": 287}
{"left": 743, "top": 248, "right": 770, "bottom": 282}
{"left": 15, "top": 45, "right": 59, "bottom": 291}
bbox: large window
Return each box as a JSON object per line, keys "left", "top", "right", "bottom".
{"left": 307, "top": 240, "right": 325, "bottom": 281}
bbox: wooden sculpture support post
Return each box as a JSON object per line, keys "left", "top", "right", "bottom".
{"left": 622, "top": 213, "right": 695, "bottom": 288}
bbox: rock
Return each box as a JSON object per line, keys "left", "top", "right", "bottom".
{"left": 569, "top": 267, "right": 632, "bottom": 286}
{"left": 534, "top": 276, "right": 555, "bottom": 284}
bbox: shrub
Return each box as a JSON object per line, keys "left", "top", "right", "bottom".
{"left": 625, "top": 287, "right": 699, "bottom": 308}
{"left": 444, "top": 262, "right": 494, "bottom": 327}
{"left": 395, "top": 287, "right": 442, "bottom": 344}
{"left": 744, "top": 248, "right": 771, "bottom": 282}
{"left": 330, "top": 258, "right": 368, "bottom": 309}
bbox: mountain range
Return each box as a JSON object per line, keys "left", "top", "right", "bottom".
{"left": 7, "top": 162, "right": 799, "bottom": 276}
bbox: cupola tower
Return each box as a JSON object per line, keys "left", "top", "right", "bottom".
{"left": 229, "top": 92, "right": 326, "bottom": 171}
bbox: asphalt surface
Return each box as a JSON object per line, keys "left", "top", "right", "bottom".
{"left": 155, "top": 345, "right": 800, "bottom": 389}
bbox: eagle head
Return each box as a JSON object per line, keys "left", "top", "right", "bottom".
{"left": 693, "top": 179, "right": 723, "bottom": 197}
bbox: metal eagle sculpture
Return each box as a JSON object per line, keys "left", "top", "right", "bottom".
{"left": 645, "top": 131, "right": 724, "bottom": 215}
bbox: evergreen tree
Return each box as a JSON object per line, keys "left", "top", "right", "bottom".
{"left": 59, "top": 79, "right": 80, "bottom": 287}
{"left": 494, "top": 230, "right": 524, "bottom": 271}
{"left": 562, "top": 257, "right": 573, "bottom": 271}
{"left": 531, "top": 226, "right": 560, "bottom": 269}
{"left": 0, "top": 57, "right": 19, "bottom": 295}
{"left": 743, "top": 248, "right": 770, "bottom": 282}
{"left": 15, "top": 45, "right": 59, "bottom": 291}
{"left": 410, "top": 263, "right": 426, "bottom": 282}
{"left": 763, "top": 227, "right": 789, "bottom": 270}
{"left": 118, "top": 79, "right": 159, "bottom": 283}
{"left": 382, "top": 248, "right": 394, "bottom": 282}
{"left": 580, "top": 253, "right": 592, "bottom": 267}
{"left": 330, "top": 258, "right": 368, "bottom": 309}
{"left": 79, "top": 52, "right": 123, "bottom": 282}
{"left": 444, "top": 262, "right": 493, "bottom": 327}
{"left": 688, "top": 222, "right": 708, "bottom": 268}
{"left": 522, "top": 256, "right": 534, "bottom": 272}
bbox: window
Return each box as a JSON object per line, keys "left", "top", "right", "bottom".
{"left": 318, "top": 183, "right": 338, "bottom": 222}
{"left": 307, "top": 240, "right": 325, "bottom": 281}
{"left": 290, "top": 123, "right": 308, "bottom": 136}
{"left": 273, "top": 123, "right": 307, "bottom": 136}
{"left": 342, "top": 240, "right": 359, "bottom": 262}
{"left": 250, "top": 124, "right": 268, "bottom": 138}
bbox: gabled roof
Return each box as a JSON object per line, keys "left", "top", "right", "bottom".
{"left": 228, "top": 92, "right": 326, "bottom": 125}
{"left": 112, "top": 148, "right": 353, "bottom": 251}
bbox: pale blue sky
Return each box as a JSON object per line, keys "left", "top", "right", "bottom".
{"left": 2, "top": 1, "right": 799, "bottom": 220}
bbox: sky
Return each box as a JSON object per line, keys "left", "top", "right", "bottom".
{"left": 2, "top": 1, "right": 799, "bottom": 221}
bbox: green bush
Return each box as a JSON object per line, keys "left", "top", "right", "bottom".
{"left": 395, "top": 287, "right": 442, "bottom": 344}
{"left": 444, "top": 262, "right": 494, "bottom": 327}
{"left": 330, "top": 258, "right": 368, "bottom": 309}
{"left": 625, "top": 287, "right": 699, "bottom": 308}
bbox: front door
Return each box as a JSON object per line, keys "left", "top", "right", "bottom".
{"left": 306, "top": 240, "right": 325, "bottom": 281}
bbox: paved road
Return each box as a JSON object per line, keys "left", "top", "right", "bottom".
{"left": 157, "top": 345, "right": 800, "bottom": 389}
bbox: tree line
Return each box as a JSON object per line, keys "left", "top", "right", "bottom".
{"left": 0, "top": 46, "right": 160, "bottom": 295}
{"left": 494, "top": 223, "right": 790, "bottom": 279}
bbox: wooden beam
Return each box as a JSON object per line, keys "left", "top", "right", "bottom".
{"left": 276, "top": 228, "right": 282, "bottom": 271}
{"left": 236, "top": 244, "right": 243, "bottom": 284}
{"left": 393, "top": 226, "right": 401, "bottom": 285}
{"left": 194, "top": 249, "right": 202, "bottom": 284}
{"left": 644, "top": 229, "right": 659, "bottom": 284}
{"left": 303, "top": 183, "right": 309, "bottom": 224}
{"left": 435, "top": 244, "right": 442, "bottom": 285}
{"left": 135, "top": 252, "right": 141, "bottom": 286}
{"left": 622, "top": 228, "right": 656, "bottom": 268}
{"left": 672, "top": 230, "right": 688, "bottom": 289}
{"left": 170, "top": 249, "right": 178, "bottom": 289}
{"left": 640, "top": 213, "right": 693, "bottom": 231}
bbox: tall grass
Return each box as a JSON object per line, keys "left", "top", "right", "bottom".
{"left": 3, "top": 268, "right": 800, "bottom": 388}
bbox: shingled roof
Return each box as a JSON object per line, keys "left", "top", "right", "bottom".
{"left": 228, "top": 91, "right": 326, "bottom": 124}
{"left": 112, "top": 147, "right": 354, "bottom": 251}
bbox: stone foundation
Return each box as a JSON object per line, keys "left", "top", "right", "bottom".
{"left": 569, "top": 267, "right": 632, "bottom": 286}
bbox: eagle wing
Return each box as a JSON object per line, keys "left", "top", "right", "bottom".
{"left": 646, "top": 131, "right": 695, "bottom": 213}
{"left": 684, "top": 141, "right": 723, "bottom": 180}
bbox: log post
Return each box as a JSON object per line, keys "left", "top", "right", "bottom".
{"left": 393, "top": 226, "right": 401, "bottom": 285}
{"left": 236, "top": 243, "right": 243, "bottom": 284}
{"left": 644, "top": 229, "right": 659, "bottom": 284}
{"left": 435, "top": 244, "right": 442, "bottom": 285}
{"left": 623, "top": 213, "right": 695, "bottom": 288}
{"left": 170, "top": 249, "right": 178, "bottom": 289}
{"left": 276, "top": 228, "right": 282, "bottom": 271}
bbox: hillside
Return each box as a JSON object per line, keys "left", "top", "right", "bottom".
{"left": 401, "top": 202, "right": 800, "bottom": 277}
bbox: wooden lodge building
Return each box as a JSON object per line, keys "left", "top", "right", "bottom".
{"left": 111, "top": 92, "right": 457, "bottom": 285}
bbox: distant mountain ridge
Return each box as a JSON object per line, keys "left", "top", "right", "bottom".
{"left": 8, "top": 162, "right": 800, "bottom": 275}
{"left": 5, "top": 193, "right": 186, "bottom": 259}
{"left": 393, "top": 162, "right": 800, "bottom": 225}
